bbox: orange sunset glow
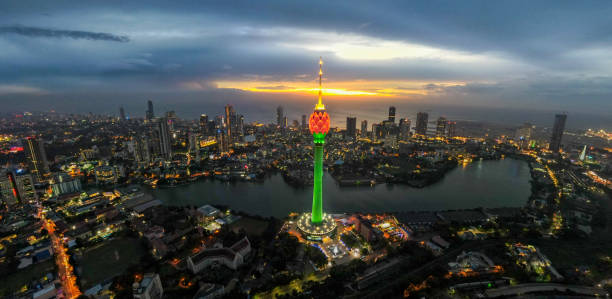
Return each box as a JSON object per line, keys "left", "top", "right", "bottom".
{"left": 214, "top": 80, "right": 466, "bottom": 97}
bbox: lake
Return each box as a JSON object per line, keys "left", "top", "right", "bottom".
{"left": 149, "top": 158, "right": 531, "bottom": 218}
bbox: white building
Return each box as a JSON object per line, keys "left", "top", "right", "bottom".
{"left": 133, "top": 273, "right": 163, "bottom": 299}
{"left": 187, "top": 237, "right": 251, "bottom": 273}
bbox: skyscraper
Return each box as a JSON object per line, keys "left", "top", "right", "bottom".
{"left": 346, "top": 117, "right": 357, "bottom": 139}
{"left": 151, "top": 118, "right": 172, "bottom": 160}
{"left": 301, "top": 114, "right": 307, "bottom": 130}
{"left": 399, "top": 118, "right": 411, "bottom": 140}
{"left": 188, "top": 131, "right": 199, "bottom": 153}
{"left": 25, "top": 136, "right": 49, "bottom": 182}
{"left": 165, "top": 110, "right": 177, "bottom": 132}
{"left": 119, "top": 106, "right": 126, "bottom": 121}
{"left": 238, "top": 114, "right": 244, "bottom": 137}
{"left": 217, "top": 130, "right": 229, "bottom": 153}
{"left": 447, "top": 121, "right": 456, "bottom": 138}
{"left": 276, "top": 106, "right": 284, "bottom": 128}
{"left": 360, "top": 120, "right": 368, "bottom": 138}
{"left": 224, "top": 104, "right": 236, "bottom": 140}
{"left": 146, "top": 100, "right": 154, "bottom": 121}
{"left": 549, "top": 114, "right": 567, "bottom": 153}
{"left": 134, "top": 135, "right": 151, "bottom": 164}
{"left": 297, "top": 57, "right": 336, "bottom": 238}
{"left": 436, "top": 117, "right": 447, "bottom": 137}
{"left": 415, "top": 112, "right": 429, "bottom": 135}
{"left": 388, "top": 106, "right": 396, "bottom": 123}
{"left": 0, "top": 170, "right": 38, "bottom": 206}
{"left": 199, "top": 114, "right": 209, "bottom": 134}
{"left": 372, "top": 123, "right": 381, "bottom": 141}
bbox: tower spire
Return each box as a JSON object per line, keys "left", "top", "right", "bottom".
{"left": 315, "top": 57, "right": 325, "bottom": 110}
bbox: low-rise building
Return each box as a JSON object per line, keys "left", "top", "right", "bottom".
{"left": 133, "top": 273, "right": 163, "bottom": 299}
{"left": 187, "top": 237, "right": 251, "bottom": 273}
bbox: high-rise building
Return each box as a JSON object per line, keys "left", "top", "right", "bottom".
{"left": 199, "top": 114, "right": 209, "bottom": 134}
{"left": 224, "top": 105, "right": 236, "bottom": 141}
{"left": 151, "top": 118, "right": 172, "bottom": 160}
{"left": 360, "top": 120, "right": 368, "bottom": 138}
{"left": 436, "top": 117, "right": 447, "bottom": 137}
{"left": 415, "top": 112, "right": 429, "bottom": 135}
{"left": 134, "top": 135, "right": 151, "bottom": 164}
{"left": 25, "top": 136, "right": 49, "bottom": 182}
{"left": 549, "top": 114, "right": 567, "bottom": 153}
{"left": 146, "top": 100, "right": 154, "bottom": 121}
{"left": 165, "top": 111, "right": 177, "bottom": 132}
{"left": 119, "top": 106, "right": 126, "bottom": 121}
{"left": 207, "top": 121, "right": 216, "bottom": 136}
{"left": 399, "top": 118, "right": 411, "bottom": 140}
{"left": 447, "top": 121, "right": 456, "bottom": 138}
{"left": 372, "top": 123, "right": 381, "bottom": 141}
{"left": 0, "top": 169, "right": 38, "bottom": 206}
{"left": 276, "top": 106, "right": 284, "bottom": 128}
{"left": 302, "top": 114, "right": 307, "bottom": 130}
{"left": 283, "top": 116, "right": 288, "bottom": 128}
{"left": 217, "top": 130, "right": 229, "bottom": 153}
{"left": 215, "top": 115, "right": 223, "bottom": 128}
{"left": 346, "top": 117, "right": 357, "bottom": 139}
{"left": 237, "top": 114, "right": 244, "bottom": 138}
{"left": 188, "top": 131, "right": 199, "bottom": 153}
{"left": 0, "top": 172, "right": 15, "bottom": 206}
{"left": 297, "top": 57, "right": 336, "bottom": 238}
{"left": 388, "top": 106, "right": 396, "bottom": 123}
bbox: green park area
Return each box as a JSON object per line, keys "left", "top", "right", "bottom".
{"left": 534, "top": 237, "right": 612, "bottom": 282}
{"left": 79, "top": 237, "right": 145, "bottom": 289}
{"left": 230, "top": 216, "right": 270, "bottom": 237}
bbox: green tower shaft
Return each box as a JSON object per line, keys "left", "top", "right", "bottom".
{"left": 311, "top": 142, "right": 324, "bottom": 223}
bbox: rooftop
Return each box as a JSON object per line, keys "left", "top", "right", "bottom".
{"left": 197, "top": 204, "right": 220, "bottom": 216}
{"left": 191, "top": 248, "right": 236, "bottom": 264}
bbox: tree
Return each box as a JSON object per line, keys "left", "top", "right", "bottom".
{"left": 306, "top": 246, "right": 327, "bottom": 268}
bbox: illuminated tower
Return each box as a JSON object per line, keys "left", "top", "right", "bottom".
{"left": 297, "top": 58, "right": 336, "bottom": 239}
{"left": 308, "top": 57, "right": 330, "bottom": 224}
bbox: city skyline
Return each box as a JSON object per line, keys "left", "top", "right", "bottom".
{"left": 3, "top": 3, "right": 612, "bottom": 298}
{"left": 1, "top": 1, "right": 612, "bottom": 126}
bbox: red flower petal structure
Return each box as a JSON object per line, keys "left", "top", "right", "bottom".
{"left": 309, "top": 111, "right": 330, "bottom": 135}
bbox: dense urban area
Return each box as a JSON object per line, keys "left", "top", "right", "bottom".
{"left": 1, "top": 102, "right": 612, "bottom": 299}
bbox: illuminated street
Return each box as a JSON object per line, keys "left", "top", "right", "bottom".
{"left": 41, "top": 213, "right": 81, "bottom": 299}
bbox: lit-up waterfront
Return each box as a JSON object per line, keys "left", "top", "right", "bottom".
{"left": 151, "top": 158, "right": 531, "bottom": 217}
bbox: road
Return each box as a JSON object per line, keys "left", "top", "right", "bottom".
{"left": 349, "top": 240, "right": 502, "bottom": 299}
{"left": 484, "top": 283, "right": 608, "bottom": 297}
{"left": 41, "top": 212, "right": 82, "bottom": 299}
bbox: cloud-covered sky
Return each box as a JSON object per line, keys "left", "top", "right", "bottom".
{"left": 1, "top": 1, "right": 612, "bottom": 124}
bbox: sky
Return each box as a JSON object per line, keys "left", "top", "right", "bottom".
{"left": 1, "top": 1, "right": 612, "bottom": 129}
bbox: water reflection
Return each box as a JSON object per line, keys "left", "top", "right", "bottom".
{"left": 150, "top": 159, "right": 531, "bottom": 217}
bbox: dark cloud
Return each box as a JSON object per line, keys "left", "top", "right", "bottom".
{"left": 0, "top": 1, "right": 611, "bottom": 120}
{"left": 0, "top": 25, "right": 129, "bottom": 42}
